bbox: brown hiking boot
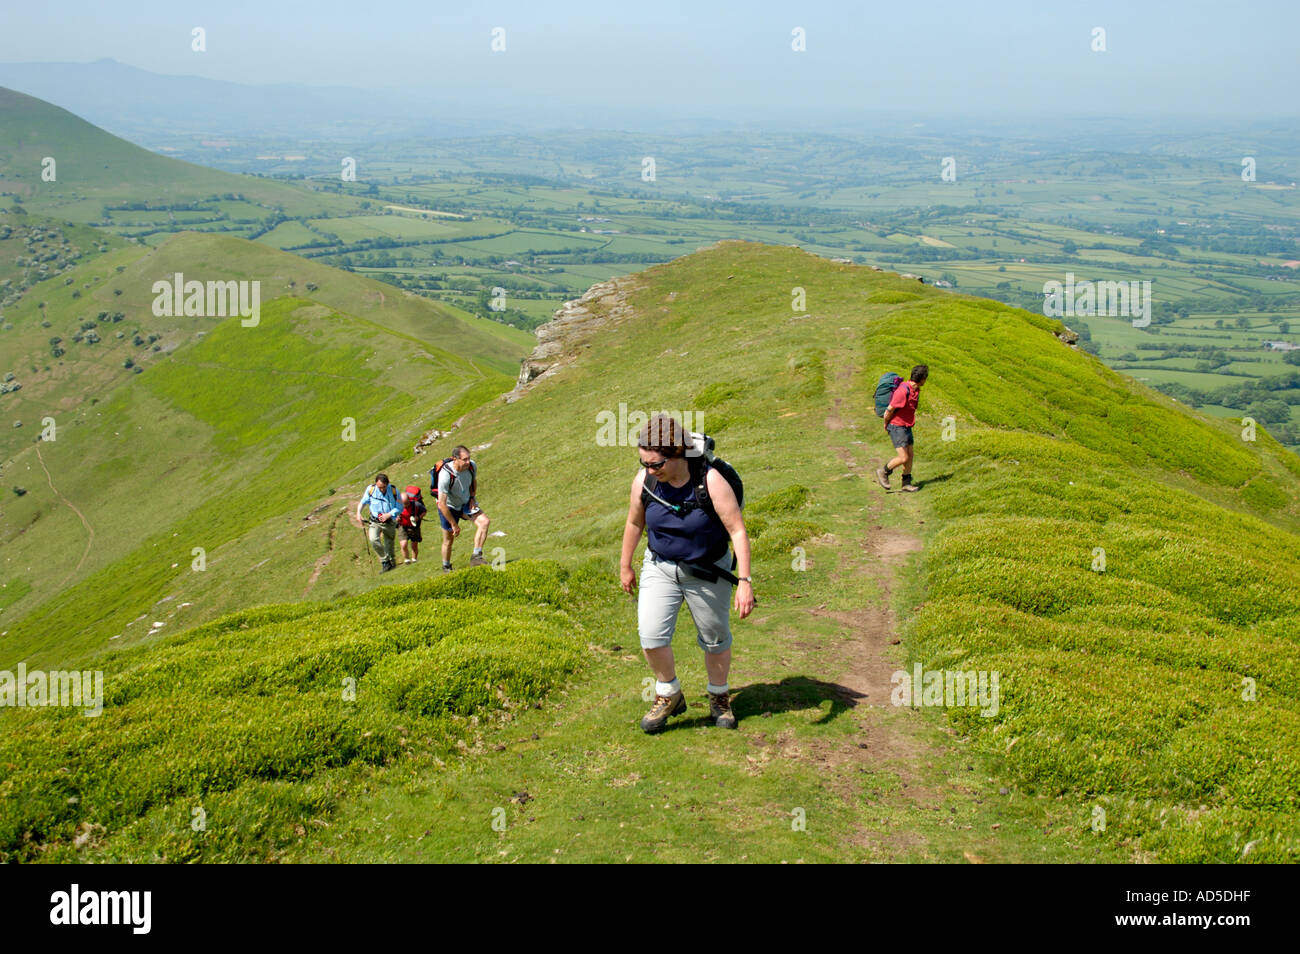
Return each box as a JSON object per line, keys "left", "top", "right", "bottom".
{"left": 470, "top": 553, "right": 487, "bottom": 567}
{"left": 875, "top": 466, "right": 891, "bottom": 489}
{"left": 708, "top": 691, "right": 738, "bottom": 729}
{"left": 900, "top": 479, "right": 919, "bottom": 492}
{"left": 640, "top": 691, "right": 686, "bottom": 734}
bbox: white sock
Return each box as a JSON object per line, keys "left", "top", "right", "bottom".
{"left": 655, "top": 678, "right": 680, "bottom": 697}
{"left": 707, "top": 682, "right": 729, "bottom": 695}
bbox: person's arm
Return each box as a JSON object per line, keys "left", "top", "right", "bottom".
{"left": 707, "top": 469, "right": 755, "bottom": 618}
{"left": 468, "top": 462, "right": 478, "bottom": 503}
{"left": 436, "top": 471, "right": 454, "bottom": 519}
{"left": 884, "top": 381, "right": 907, "bottom": 429}
{"left": 357, "top": 488, "right": 369, "bottom": 524}
{"left": 620, "top": 471, "right": 647, "bottom": 594}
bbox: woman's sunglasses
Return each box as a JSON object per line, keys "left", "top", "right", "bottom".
{"left": 640, "top": 458, "right": 670, "bottom": 471}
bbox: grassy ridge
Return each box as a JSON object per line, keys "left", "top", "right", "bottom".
{"left": 391, "top": 241, "right": 1298, "bottom": 861}
{"left": 1, "top": 294, "right": 514, "bottom": 664}
{"left": 3, "top": 241, "right": 1296, "bottom": 862}
{"left": 1, "top": 230, "right": 531, "bottom": 659}
{"left": 0, "top": 87, "right": 365, "bottom": 224}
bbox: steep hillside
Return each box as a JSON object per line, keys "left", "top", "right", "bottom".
{"left": 0, "top": 231, "right": 533, "bottom": 663}
{"left": 2, "top": 242, "right": 1296, "bottom": 863}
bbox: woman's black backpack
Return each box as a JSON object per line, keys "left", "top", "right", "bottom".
{"left": 640, "top": 432, "right": 743, "bottom": 520}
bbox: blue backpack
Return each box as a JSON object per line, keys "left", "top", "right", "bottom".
{"left": 874, "top": 372, "right": 904, "bottom": 417}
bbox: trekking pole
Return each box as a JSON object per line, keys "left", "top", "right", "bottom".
{"left": 361, "top": 523, "right": 374, "bottom": 570}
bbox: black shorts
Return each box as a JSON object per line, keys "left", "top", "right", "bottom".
{"left": 399, "top": 523, "right": 422, "bottom": 543}
{"left": 886, "top": 423, "right": 914, "bottom": 447}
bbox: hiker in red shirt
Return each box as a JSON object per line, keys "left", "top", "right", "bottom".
{"left": 397, "top": 486, "right": 427, "bottom": 564}
{"left": 877, "top": 364, "right": 928, "bottom": 492}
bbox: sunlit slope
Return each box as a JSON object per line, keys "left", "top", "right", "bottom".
{"left": 410, "top": 240, "right": 1299, "bottom": 861}
{"left": 1, "top": 232, "right": 531, "bottom": 663}
{"left": 861, "top": 291, "right": 1300, "bottom": 862}
{"left": 0, "top": 231, "right": 528, "bottom": 445}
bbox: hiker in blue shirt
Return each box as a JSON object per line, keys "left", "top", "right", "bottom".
{"left": 356, "top": 472, "right": 401, "bottom": 573}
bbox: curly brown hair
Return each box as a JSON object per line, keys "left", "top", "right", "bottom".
{"left": 636, "top": 413, "right": 688, "bottom": 458}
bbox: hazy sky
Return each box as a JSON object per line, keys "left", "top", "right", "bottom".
{"left": 3, "top": 0, "right": 1297, "bottom": 120}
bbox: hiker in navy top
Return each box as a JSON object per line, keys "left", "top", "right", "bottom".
{"left": 620, "top": 414, "right": 754, "bottom": 733}
{"left": 356, "top": 473, "right": 401, "bottom": 573}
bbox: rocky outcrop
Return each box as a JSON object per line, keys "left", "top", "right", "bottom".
{"left": 507, "top": 276, "right": 639, "bottom": 402}
{"left": 413, "top": 427, "right": 452, "bottom": 455}
{"left": 1054, "top": 325, "right": 1080, "bottom": 348}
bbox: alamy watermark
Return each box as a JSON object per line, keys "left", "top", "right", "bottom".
{"left": 1043, "top": 272, "right": 1151, "bottom": 328}
{"left": 595, "top": 403, "right": 705, "bottom": 451}
{"left": 891, "top": 665, "right": 999, "bottom": 717}
{"left": 50, "top": 884, "right": 150, "bottom": 934}
{"left": 0, "top": 664, "right": 103, "bottom": 716}
{"left": 152, "top": 272, "right": 261, "bottom": 327}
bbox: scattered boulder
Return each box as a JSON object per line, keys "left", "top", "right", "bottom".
{"left": 1054, "top": 325, "right": 1080, "bottom": 348}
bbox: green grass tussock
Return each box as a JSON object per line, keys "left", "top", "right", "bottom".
{"left": 867, "top": 279, "right": 1300, "bottom": 862}
{"left": 0, "top": 561, "right": 587, "bottom": 862}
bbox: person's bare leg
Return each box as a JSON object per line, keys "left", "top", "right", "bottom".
{"left": 704, "top": 647, "right": 731, "bottom": 687}
{"left": 901, "top": 445, "right": 914, "bottom": 477}
{"left": 473, "top": 513, "right": 490, "bottom": 550}
{"left": 441, "top": 529, "right": 454, "bottom": 564}
{"left": 644, "top": 646, "right": 677, "bottom": 684}
{"left": 887, "top": 446, "right": 908, "bottom": 471}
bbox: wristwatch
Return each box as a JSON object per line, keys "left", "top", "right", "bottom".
{"left": 738, "top": 576, "right": 753, "bottom": 582}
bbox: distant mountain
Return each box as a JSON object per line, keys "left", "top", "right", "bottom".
{"left": 0, "top": 59, "right": 745, "bottom": 142}
{"left": 0, "top": 59, "right": 497, "bottom": 141}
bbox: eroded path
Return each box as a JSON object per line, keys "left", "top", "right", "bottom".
{"left": 35, "top": 442, "right": 95, "bottom": 586}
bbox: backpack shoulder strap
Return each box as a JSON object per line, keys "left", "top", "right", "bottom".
{"left": 641, "top": 470, "right": 693, "bottom": 516}
{"left": 640, "top": 471, "right": 658, "bottom": 510}
{"left": 690, "top": 458, "right": 715, "bottom": 519}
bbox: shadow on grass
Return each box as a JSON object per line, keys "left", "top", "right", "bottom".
{"left": 664, "top": 675, "right": 866, "bottom": 731}
{"left": 918, "top": 471, "right": 953, "bottom": 488}
{"left": 881, "top": 471, "right": 953, "bottom": 493}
